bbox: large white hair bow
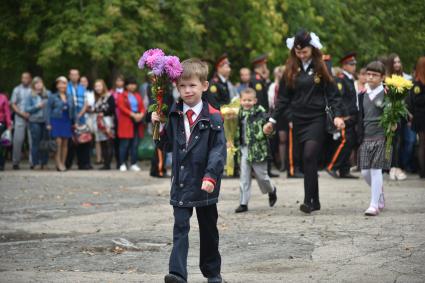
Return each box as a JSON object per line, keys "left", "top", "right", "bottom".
{"left": 286, "top": 32, "right": 323, "bottom": 50}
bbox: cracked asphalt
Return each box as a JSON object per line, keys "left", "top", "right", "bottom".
{"left": 0, "top": 166, "right": 424, "bottom": 282}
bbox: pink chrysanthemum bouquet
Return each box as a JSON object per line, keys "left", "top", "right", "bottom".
{"left": 138, "top": 49, "right": 183, "bottom": 140}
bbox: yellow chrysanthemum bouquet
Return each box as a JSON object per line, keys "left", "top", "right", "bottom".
{"left": 221, "top": 98, "right": 240, "bottom": 176}
{"left": 381, "top": 75, "right": 413, "bottom": 157}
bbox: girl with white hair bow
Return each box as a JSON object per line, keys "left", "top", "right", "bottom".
{"left": 264, "top": 29, "right": 345, "bottom": 214}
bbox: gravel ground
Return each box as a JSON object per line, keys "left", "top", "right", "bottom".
{"left": 0, "top": 166, "right": 424, "bottom": 283}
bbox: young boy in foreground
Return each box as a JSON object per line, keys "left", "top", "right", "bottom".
{"left": 152, "top": 58, "right": 226, "bottom": 283}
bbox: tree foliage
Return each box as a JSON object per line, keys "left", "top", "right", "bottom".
{"left": 0, "top": 0, "right": 424, "bottom": 92}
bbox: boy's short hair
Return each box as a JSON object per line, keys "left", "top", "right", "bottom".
{"left": 240, "top": 87, "right": 257, "bottom": 98}
{"left": 366, "top": 61, "right": 386, "bottom": 75}
{"left": 179, "top": 58, "right": 209, "bottom": 82}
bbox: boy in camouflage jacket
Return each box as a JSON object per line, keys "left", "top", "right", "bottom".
{"left": 234, "top": 88, "right": 277, "bottom": 213}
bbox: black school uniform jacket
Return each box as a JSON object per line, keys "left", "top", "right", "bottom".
{"left": 204, "top": 75, "right": 231, "bottom": 110}
{"left": 157, "top": 99, "right": 227, "bottom": 207}
{"left": 407, "top": 80, "right": 425, "bottom": 131}
{"left": 336, "top": 72, "right": 358, "bottom": 126}
{"left": 272, "top": 62, "right": 343, "bottom": 122}
{"left": 249, "top": 72, "right": 270, "bottom": 112}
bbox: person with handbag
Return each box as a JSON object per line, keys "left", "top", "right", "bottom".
{"left": 46, "top": 76, "right": 75, "bottom": 172}
{"left": 263, "top": 29, "right": 345, "bottom": 214}
{"left": 25, "top": 77, "right": 50, "bottom": 170}
{"left": 0, "top": 91, "right": 12, "bottom": 171}
{"left": 93, "top": 79, "right": 115, "bottom": 170}
{"left": 66, "top": 69, "right": 92, "bottom": 170}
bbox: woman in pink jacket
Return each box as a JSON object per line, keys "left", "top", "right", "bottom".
{"left": 0, "top": 92, "right": 12, "bottom": 170}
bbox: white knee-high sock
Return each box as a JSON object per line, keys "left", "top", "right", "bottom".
{"left": 370, "top": 169, "right": 383, "bottom": 208}
{"left": 361, "top": 169, "right": 372, "bottom": 186}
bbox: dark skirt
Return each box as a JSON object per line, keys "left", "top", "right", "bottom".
{"left": 51, "top": 109, "right": 72, "bottom": 138}
{"left": 293, "top": 115, "right": 326, "bottom": 144}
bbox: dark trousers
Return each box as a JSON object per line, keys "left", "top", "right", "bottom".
{"left": 169, "top": 204, "right": 221, "bottom": 281}
{"left": 66, "top": 139, "right": 92, "bottom": 169}
{"left": 400, "top": 121, "right": 417, "bottom": 171}
{"left": 327, "top": 126, "right": 356, "bottom": 174}
{"left": 302, "top": 140, "right": 322, "bottom": 205}
{"left": 119, "top": 123, "right": 140, "bottom": 166}
{"left": 29, "top": 122, "right": 48, "bottom": 166}
{"left": 114, "top": 136, "right": 121, "bottom": 169}
{"left": 100, "top": 139, "right": 113, "bottom": 168}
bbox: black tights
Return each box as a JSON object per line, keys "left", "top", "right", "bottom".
{"left": 418, "top": 132, "right": 425, "bottom": 177}
{"left": 302, "top": 140, "right": 321, "bottom": 205}
{"left": 101, "top": 139, "right": 114, "bottom": 168}
{"left": 278, "top": 130, "right": 288, "bottom": 171}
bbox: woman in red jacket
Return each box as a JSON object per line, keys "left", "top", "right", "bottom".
{"left": 117, "top": 77, "right": 145, "bottom": 171}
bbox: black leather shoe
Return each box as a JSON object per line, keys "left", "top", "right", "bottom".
{"left": 312, "top": 202, "right": 321, "bottom": 211}
{"left": 300, "top": 203, "right": 313, "bottom": 214}
{"left": 99, "top": 165, "right": 111, "bottom": 170}
{"left": 164, "top": 273, "right": 187, "bottom": 283}
{"left": 339, "top": 173, "right": 359, "bottom": 179}
{"left": 13, "top": 164, "right": 20, "bottom": 170}
{"left": 235, "top": 205, "right": 248, "bottom": 213}
{"left": 268, "top": 188, "right": 277, "bottom": 207}
{"left": 325, "top": 168, "right": 339, "bottom": 179}
{"left": 208, "top": 274, "right": 223, "bottom": 283}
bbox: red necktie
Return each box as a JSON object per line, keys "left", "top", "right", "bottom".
{"left": 186, "top": 109, "right": 195, "bottom": 126}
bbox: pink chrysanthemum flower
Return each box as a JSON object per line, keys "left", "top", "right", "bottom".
{"left": 138, "top": 48, "right": 165, "bottom": 69}
{"left": 164, "top": 56, "right": 183, "bottom": 80}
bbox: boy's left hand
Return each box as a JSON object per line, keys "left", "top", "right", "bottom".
{"left": 201, "top": 180, "right": 214, "bottom": 193}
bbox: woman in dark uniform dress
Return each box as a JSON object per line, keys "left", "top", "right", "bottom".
{"left": 264, "top": 29, "right": 345, "bottom": 213}
{"left": 407, "top": 56, "right": 425, "bottom": 178}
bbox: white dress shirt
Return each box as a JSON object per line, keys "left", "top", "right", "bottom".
{"left": 366, "top": 83, "right": 384, "bottom": 101}
{"left": 183, "top": 100, "right": 203, "bottom": 142}
{"left": 302, "top": 59, "right": 312, "bottom": 72}
{"left": 342, "top": 70, "right": 354, "bottom": 80}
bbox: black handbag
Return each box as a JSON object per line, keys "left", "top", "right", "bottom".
{"left": 324, "top": 94, "right": 338, "bottom": 134}
{"left": 40, "top": 130, "right": 57, "bottom": 153}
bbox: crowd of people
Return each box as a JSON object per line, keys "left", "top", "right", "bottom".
{"left": 0, "top": 70, "right": 148, "bottom": 172}
{"left": 0, "top": 35, "right": 424, "bottom": 186}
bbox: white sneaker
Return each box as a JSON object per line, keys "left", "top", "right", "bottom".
{"left": 389, "top": 167, "right": 396, "bottom": 181}
{"left": 130, "top": 164, "right": 141, "bottom": 172}
{"left": 395, "top": 168, "right": 407, "bottom": 181}
{"left": 119, "top": 164, "right": 127, "bottom": 172}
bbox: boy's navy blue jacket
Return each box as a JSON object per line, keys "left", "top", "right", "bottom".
{"left": 157, "top": 99, "right": 227, "bottom": 207}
